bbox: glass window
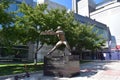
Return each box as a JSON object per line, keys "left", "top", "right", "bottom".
{"left": 7, "top": 4, "right": 18, "bottom": 12}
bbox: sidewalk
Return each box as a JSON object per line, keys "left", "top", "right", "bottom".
{"left": 1, "top": 60, "right": 120, "bottom": 80}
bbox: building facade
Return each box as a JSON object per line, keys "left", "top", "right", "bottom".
{"left": 90, "top": 0, "right": 120, "bottom": 48}
{"left": 0, "top": 0, "right": 34, "bottom": 60}
{"left": 33, "top": 0, "right": 65, "bottom": 9}
{"left": 72, "top": 0, "right": 120, "bottom": 50}
{"left": 74, "top": 13, "right": 111, "bottom": 52}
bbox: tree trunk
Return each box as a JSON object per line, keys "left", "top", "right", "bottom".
{"left": 34, "top": 51, "right": 37, "bottom": 65}
{"left": 34, "top": 41, "right": 38, "bottom": 65}
{"left": 34, "top": 42, "right": 43, "bottom": 65}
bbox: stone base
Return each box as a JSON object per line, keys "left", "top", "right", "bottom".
{"left": 43, "top": 55, "right": 80, "bottom": 77}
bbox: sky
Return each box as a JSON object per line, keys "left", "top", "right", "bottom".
{"left": 50, "top": 0, "right": 104, "bottom": 9}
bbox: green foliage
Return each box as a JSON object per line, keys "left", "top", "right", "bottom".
{"left": 0, "top": 0, "right": 15, "bottom": 26}
{"left": 14, "top": 3, "right": 48, "bottom": 44}
{"left": 74, "top": 23, "right": 106, "bottom": 51}
{"left": 43, "top": 8, "right": 76, "bottom": 46}
{"left": 14, "top": 2, "right": 77, "bottom": 47}
{"left": 0, "top": 0, "right": 13, "bottom": 10}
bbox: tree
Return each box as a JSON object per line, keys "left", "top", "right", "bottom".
{"left": 73, "top": 23, "right": 106, "bottom": 60}
{"left": 14, "top": 3, "right": 48, "bottom": 64}
{"left": 0, "top": 0, "right": 14, "bottom": 27}
{"left": 0, "top": 0, "right": 15, "bottom": 44}
{"left": 15, "top": 3, "right": 79, "bottom": 64}
{"left": 0, "top": 0, "right": 16, "bottom": 56}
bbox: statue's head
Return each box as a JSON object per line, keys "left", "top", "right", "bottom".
{"left": 57, "top": 26, "right": 61, "bottom": 30}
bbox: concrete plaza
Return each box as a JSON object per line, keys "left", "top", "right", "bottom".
{"left": 1, "top": 60, "right": 120, "bottom": 80}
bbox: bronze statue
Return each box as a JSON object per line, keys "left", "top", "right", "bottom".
{"left": 41, "top": 26, "right": 71, "bottom": 55}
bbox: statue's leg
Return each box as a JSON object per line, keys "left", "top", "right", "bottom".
{"left": 47, "top": 41, "right": 62, "bottom": 55}
{"left": 64, "top": 41, "right": 71, "bottom": 55}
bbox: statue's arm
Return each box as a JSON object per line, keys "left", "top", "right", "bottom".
{"left": 40, "top": 30, "right": 56, "bottom": 35}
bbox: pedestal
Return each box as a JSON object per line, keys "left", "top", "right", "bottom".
{"left": 43, "top": 55, "right": 80, "bottom": 77}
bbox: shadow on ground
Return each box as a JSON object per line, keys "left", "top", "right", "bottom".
{"left": 75, "top": 60, "right": 114, "bottom": 78}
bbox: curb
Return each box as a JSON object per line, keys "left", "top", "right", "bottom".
{"left": 0, "top": 71, "right": 43, "bottom": 79}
